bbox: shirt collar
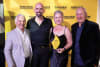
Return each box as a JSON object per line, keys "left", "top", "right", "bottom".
{"left": 16, "top": 27, "right": 26, "bottom": 35}
{"left": 78, "top": 21, "right": 85, "bottom": 28}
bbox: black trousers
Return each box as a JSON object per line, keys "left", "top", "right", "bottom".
{"left": 31, "top": 47, "right": 51, "bottom": 67}
{"left": 0, "top": 49, "right": 5, "bottom": 67}
{"left": 72, "top": 64, "right": 94, "bottom": 67}
{"left": 24, "top": 57, "right": 30, "bottom": 67}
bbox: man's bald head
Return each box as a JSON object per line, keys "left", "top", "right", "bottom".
{"left": 76, "top": 7, "right": 87, "bottom": 23}
{"left": 35, "top": 3, "right": 44, "bottom": 8}
{"left": 34, "top": 3, "right": 45, "bottom": 17}
{"left": 76, "top": 7, "right": 87, "bottom": 18}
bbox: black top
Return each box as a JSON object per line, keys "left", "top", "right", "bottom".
{"left": 57, "top": 34, "right": 69, "bottom": 55}
{"left": 58, "top": 35, "right": 66, "bottom": 48}
{"left": 26, "top": 17, "right": 52, "bottom": 48}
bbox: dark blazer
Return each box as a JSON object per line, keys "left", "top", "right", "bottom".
{"left": 71, "top": 20, "right": 100, "bottom": 66}
{"left": 0, "top": 32, "right": 5, "bottom": 49}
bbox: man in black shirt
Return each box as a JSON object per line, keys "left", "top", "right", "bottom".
{"left": 26, "top": 3, "right": 53, "bottom": 67}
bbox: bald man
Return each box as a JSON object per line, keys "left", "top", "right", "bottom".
{"left": 71, "top": 7, "right": 100, "bottom": 67}
{"left": 26, "top": 3, "right": 53, "bottom": 67}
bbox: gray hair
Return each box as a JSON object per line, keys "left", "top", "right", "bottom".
{"left": 15, "top": 14, "right": 26, "bottom": 24}
{"left": 54, "top": 10, "right": 64, "bottom": 17}
{"left": 76, "top": 7, "right": 87, "bottom": 17}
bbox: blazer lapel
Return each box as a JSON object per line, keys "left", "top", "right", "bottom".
{"left": 80, "top": 21, "right": 88, "bottom": 41}
{"left": 73, "top": 23, "right": 78, "bottom": 41}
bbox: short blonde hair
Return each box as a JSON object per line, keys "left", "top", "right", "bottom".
{"left": 54, "top": 10, "right": 63, "bottom": 17}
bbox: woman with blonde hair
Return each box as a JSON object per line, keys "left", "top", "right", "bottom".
{"left": 50, "top": 10, "right": 72, "bottom": 67}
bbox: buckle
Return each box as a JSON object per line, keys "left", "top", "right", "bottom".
{"left": 40, "top": 46, "right": 45, "bottom": 48}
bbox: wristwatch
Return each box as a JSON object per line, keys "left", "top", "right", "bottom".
{"left": 63, "top": 47, "right": 66, "bottom": 50}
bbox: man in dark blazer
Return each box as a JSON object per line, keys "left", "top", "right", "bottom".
{"left": 0, "top": 17, "right": 5, "bottom": 67}
{"left": 71, "top": 7, "right": 100, "bottom": 67}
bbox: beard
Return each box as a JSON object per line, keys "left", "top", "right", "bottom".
{"left": 36, "top": 12, "right": 43, "bottom": 17}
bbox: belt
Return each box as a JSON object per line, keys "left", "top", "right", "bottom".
{"left": 25, "top": 57, "right": 29, "bottom": 60}
{"left": 34, "top": 45, "right": 49, "bottom": 48}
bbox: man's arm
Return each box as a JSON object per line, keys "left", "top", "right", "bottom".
{"left": 4, "top": 32, "right": 16, "bottom": 67}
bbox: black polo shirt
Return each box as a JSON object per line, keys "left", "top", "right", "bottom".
{"left": 26, "top": 17, "right": 52, "bottom": 47}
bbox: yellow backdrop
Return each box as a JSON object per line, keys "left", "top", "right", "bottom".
{"left": 4, "top": 0, "right": 97, "bottom": 67}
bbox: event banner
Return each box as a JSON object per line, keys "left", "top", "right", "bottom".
{"left": 4, "top": 0, "right": 97, "bottom": 67}
{"left": 4, "top": 0, "right": 97, "bottom": 33}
